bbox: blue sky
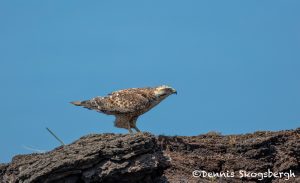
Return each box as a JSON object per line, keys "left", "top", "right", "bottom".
{"left": 0, "top": 1, "right": 299, "bottom": 162}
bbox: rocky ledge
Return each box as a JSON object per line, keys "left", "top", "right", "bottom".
{"left": 0, "top": 128, "right": 299, "bottom": 183}
{"left": 0, "top": 133, "right": 169, "bottom": 183}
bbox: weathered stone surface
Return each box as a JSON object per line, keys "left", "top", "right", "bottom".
{"left": 158, "top": 128, "right": 300, "bottom": 183}
{"left": 0, "top": 133, "right": 169, "bottom": 183}
{"left": 0, "top": 128, "right": 299, "bottom": 183}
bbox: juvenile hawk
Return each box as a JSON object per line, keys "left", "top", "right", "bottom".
{"left": 71, "top": 85, "right": 177, "bottom": 133}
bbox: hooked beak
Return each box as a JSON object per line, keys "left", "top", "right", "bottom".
{"left": 172, "top": 89, "right": 177, "bottom": 95}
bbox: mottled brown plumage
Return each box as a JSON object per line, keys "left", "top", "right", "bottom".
{"left": 71, "top": 85, "right": 177, "bottom": 133}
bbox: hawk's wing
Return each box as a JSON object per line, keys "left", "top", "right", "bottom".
{"left": 95, "top": 89, "right": 152, "bottom": 113}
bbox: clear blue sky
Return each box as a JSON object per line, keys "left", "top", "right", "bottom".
{"left": 0, "top": 1, "right": 299, "bottom": 163}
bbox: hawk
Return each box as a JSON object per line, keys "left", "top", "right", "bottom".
{"left": 71, "top": 85, "right": 177, "bottom": 133}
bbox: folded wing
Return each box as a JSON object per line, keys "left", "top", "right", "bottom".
{"left": 99, "top": 91, "right": 150, "bottom": 113}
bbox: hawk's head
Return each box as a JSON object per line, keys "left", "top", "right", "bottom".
{"left": 154, "top": 85, "right": 177, "bottom": 99}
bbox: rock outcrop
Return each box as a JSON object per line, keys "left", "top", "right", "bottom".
{"left": 0, "top": 128, "right": 299, "bottom": 183}
{"left": 158, "top": 128, "right": 300, "bottom": 183}
{"left": 0, "top": 133, "right": 169, "bottom": 183}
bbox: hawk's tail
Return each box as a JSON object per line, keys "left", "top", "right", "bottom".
{"left": 70, "top": 100, "right": 92, "bottom": 109}
{"left": 70, "top": 101, "right": 82, "bottom": 106}
{"left": 71, "top": 99, "right": 101, "bottom": 111}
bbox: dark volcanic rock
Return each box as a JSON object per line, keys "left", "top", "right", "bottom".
{"left": 158, "top": 128, "right": 300, "bottom": 183}
{"left": 0, "top": 128, "right": 299, "bottom": 183}
{"left": 0, "top": 133, "right": 170, "bottom": 183}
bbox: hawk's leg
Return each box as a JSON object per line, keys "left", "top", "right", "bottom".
{"left": 130, "top": 117, "right": 141, "bottom": 133}
{"left": 114, "top": 115, "right": 134, "bottom": 133}
{"left": 128, "top": 121, "right": 133, "bottom": 134}
{"left": 133, "top": 126, "right": 140, "bottom": 132}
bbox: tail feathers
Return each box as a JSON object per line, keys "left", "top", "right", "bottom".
{"left": 70, "top": 100, "right": 95, "bottom": 110}
{"left": 70, "top": 101, "right": 82, "bottom": 106}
